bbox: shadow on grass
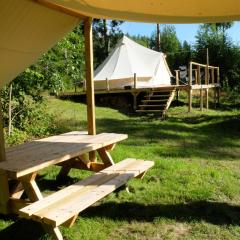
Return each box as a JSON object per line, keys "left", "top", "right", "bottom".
{"left": 83, "top": 200, "right": 240, "bottom": 226}
{"left": 52, "top": 111, "right": 240, "bottom": 160}
{"left": 0, "top": 218, "right": 45, "bottom": 240}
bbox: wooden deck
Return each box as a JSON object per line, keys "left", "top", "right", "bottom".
{"left": 60, "top": 84, "right": 219, "bottom": 97}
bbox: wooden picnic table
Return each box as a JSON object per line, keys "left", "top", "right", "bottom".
{"left": 0, "top": 131, "right": 127, "bottom": 213}
{"left": 0, "top": 131, "right": 154, "bottom": 240}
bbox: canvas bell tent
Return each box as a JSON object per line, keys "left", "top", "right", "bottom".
{"left": 94, "top": 36, "right": 172, "bottom": 90}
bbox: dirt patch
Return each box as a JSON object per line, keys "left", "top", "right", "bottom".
{"left": 109, "top": 222, "right": 191, "bottom": 240}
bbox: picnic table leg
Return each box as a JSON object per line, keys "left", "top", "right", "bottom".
{"left": 19, "top": 172, "right": 63, "bottom": 240}
{"left": 0, "top": 170, "right": 10, "bottom": 214}
{"left": 97, "top": 147, "right": 115, "bottom": 167}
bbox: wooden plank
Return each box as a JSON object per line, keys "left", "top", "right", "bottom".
{"left": 200, "top": 88, "right": 203, "bottom": 111}
{"left": 0, "top": 170, "right": 9, "bottom": 214}
{"left": 0, "top": 132, "right": 127, "bottom": 179}
{"left": 40, "top": 160, "right": 154, "bottom": 227}
{"left": 84, "top": 17, "right": 96, "bottom": 136}
{"left": 0, "top": 99, "right": 6, "bottom": 162}
{"left": 19, "top": 172, "right": 118, "bottom": 218}
{"left": 19, "top": 159, "right": 137, "bottom": 218}
{"left": 205, "top": 88, "right": 209, "bottom": 109}
{"left": 189, "top": 62, "right": 192, "bottom": 86}
{"left": 9, "top": 198, "right": 31, "bottom": 214}
{"left": 134, "top": 73, "right": 137, "bottom": 89}
{"left": 41, "top": 173, "right": 136, "bottom": 227}
{"left": 9, "top": 181, "right": 24, "bottom": 199}
{"left": 35, "top": 0, "right": 86, "bottom": 20}
{"left": 97, "top": 148, "right": 115, "bottom": 167}
{"left": 20, "top": 173, "right": 43, "bottom": 201}
{"left": 188, "top": 89, "right": 192, "bottom": 112}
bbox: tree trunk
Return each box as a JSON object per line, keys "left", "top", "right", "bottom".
{"left": 156, "top": 23, "right": 161, "bottom": 52}
{"left": 103, "top": 19, "right": 109, "bottom": 57}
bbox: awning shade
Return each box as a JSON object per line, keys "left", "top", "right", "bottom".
{"left": 42, "top": 0, "right": 240, "bottom": 23}
{"left": 0, "top": 0, "right": 80, "bottom": 88}
{"left": 0, "top": 0, "right": 240, "bottom": 87}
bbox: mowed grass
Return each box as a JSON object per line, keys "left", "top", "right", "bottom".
{"left": 1, "top": 95, "right": 240, "bottom": 240}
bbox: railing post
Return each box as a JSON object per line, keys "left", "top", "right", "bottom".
{"left": 106, "top": 78, "right": 109, "bottom": 91}
{"left": 197, "top": 65, "right": 201, "bottom": 85}
{"left": 189, "top": 62, "right": 192, "bottom": 86}
{"left": 134, "top": 73, "right": 137, "bottom": 89}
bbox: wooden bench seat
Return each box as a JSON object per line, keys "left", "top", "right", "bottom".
{"left": 19, "top": 158, "right": 154, "bottom": 228}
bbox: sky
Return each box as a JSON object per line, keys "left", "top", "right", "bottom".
{"left": 120, "top": 21, "right": 240, "bottom": 45}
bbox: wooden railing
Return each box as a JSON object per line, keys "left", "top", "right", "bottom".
{"left": 175, "top": 62, "right": 220, "bottom": 86}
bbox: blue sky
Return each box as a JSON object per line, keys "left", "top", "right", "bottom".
{"left": 120, "top": 21, "right": 240, "bottom": 45}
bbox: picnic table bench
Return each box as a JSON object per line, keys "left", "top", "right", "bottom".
{"left": 0, "top": 131, "right": 154, "bottom": 240}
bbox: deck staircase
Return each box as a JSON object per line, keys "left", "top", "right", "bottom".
{"left": 136, "top": 89, "right": 175, "bottom": 117}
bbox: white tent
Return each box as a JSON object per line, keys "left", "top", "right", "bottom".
{"left": 94, "top": 36, "right": 172, "bottom": 90}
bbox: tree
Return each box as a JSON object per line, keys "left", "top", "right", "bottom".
{"left": 93, "top": 19, "right": 124, "bottom": 67}
{"left": 195, "top": 23, "right": 240, "bottom": 89}
{"left": 150, "top": 25, "right": 181, "bottom": 70}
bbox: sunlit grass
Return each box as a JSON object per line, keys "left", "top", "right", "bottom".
{"left": 0, "top": 96, "right": 240, "bottom": 240}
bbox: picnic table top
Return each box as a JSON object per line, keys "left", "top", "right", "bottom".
{"left": 0, "top": 131, "right": 128, "bottom": 179}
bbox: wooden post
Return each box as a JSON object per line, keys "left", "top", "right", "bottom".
{"left": 211, "top": 68, "right": 215, "bottom": 84}
{"left": 188, "top": 89, "right": 192, "bottom": 112}
{"left": 197, "top": 65, "right": 201, "bottom": 84}
{"left": 132, "top": 93, "right": 138, "bottom": 111}
{"left": 205, "top": 88, "right": 209, "bottom": 109}
{"left": 84, "top": 17, "right": 96, "bottom": 161}
{"left": 175, "top": 70, "right": 179, "bottom": 85}
{"left": 84, "top": 17, "right": 96, "bottom": 136}
{"left": 0, "top": 98, "right": 6, "bottom": 162}
{"left": 217, "top": 67, "right": 220, "bottom": 84}
{"left": 194, "top": 69, "right": 198, "bottom": 85}
{"left": 200, "top": 88, "right": 203, "bottom": 111}
{"left": 189, "top": 62, "right": 192, "bottom": 86}
{"left": 217, "top": 67, "right": 220, "bottom": 105}
{"left": 106, "top": 78, "right": 109, "bottom": 91}
{"left": 134, "top": 73, "right": 137, "bottom": 89}
{"left": 206, "top": 48, "right": 209, "bottom": 85}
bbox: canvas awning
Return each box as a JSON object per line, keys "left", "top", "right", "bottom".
{"left": 0, "top": 0, "right": 240, "bottom": 88}
{"left": 40, "top": 0, "right": 240, "bottom": 23}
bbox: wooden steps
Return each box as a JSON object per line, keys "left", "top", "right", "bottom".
{"left": 136, "top": 90, "right": 175, "bottom": 117}
{"left": 19, "top": 158, "right": 154, "bottom": 228}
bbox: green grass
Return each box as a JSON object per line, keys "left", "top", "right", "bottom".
{"left": 1, "top": 96, "right": 240, "bottom": 240}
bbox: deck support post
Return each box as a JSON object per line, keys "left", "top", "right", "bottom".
{"left": 217, "top": 87, "right": 220, "bottom": 106}
{"left": 200, "top": 88, "right": 203, "bottom": 111}
{"left": 134, "top": 73, "right": 137, "bottom": 89}
{"left": 205, "top": 88, "right": 209, "bottom": 109}
{"left": 132, "top": 92, "right": 139, "bottom": 111}
{"left": 188, "top": 89, "right": 192, "bottom": 112}
{"left": 84, "top": 17, "right": 96, "bottom": 161}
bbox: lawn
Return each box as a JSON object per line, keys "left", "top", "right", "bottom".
{"left": 0, "top": 95, "right": 240, "bottom": 240}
